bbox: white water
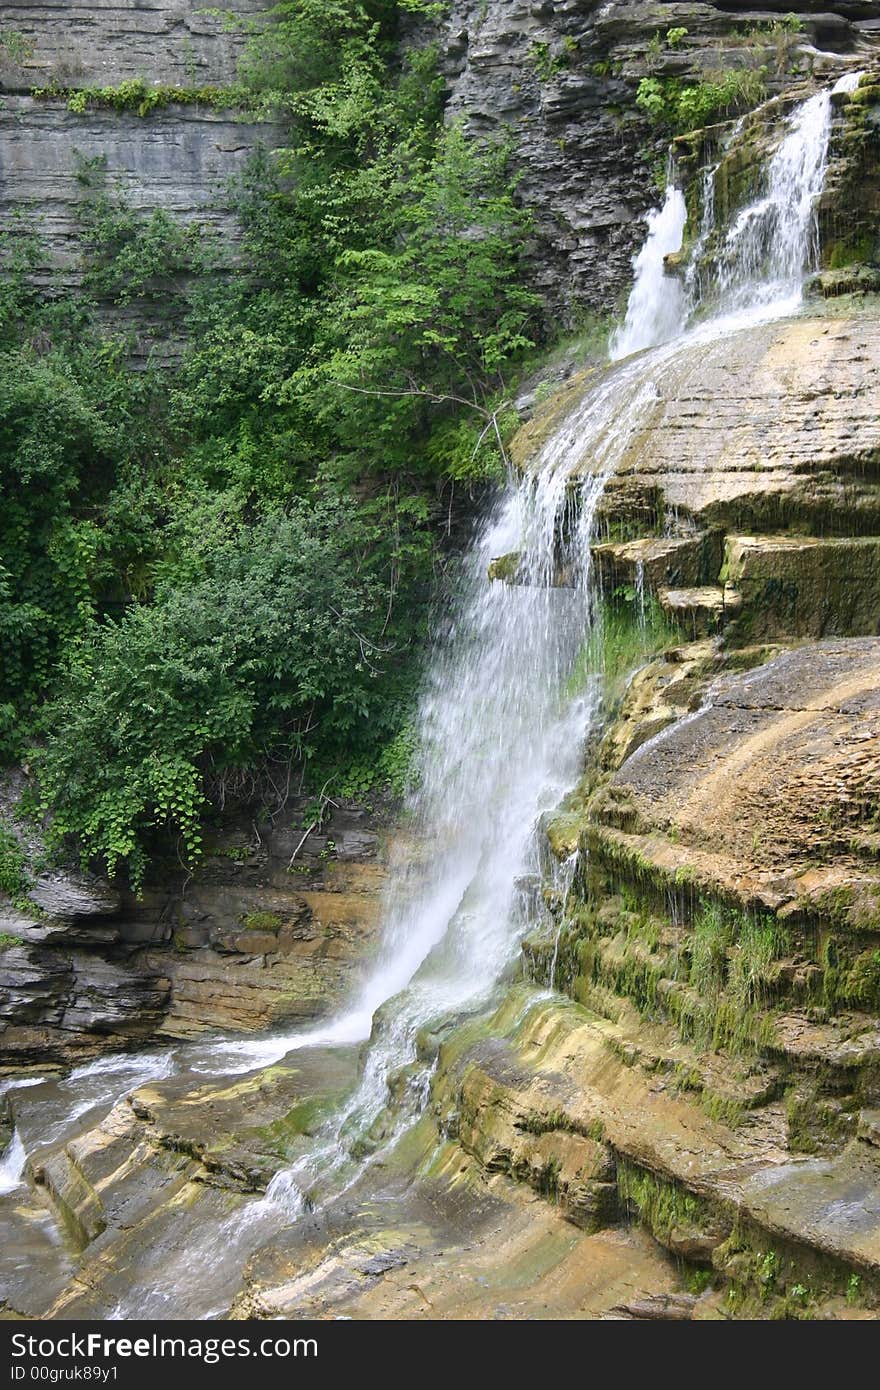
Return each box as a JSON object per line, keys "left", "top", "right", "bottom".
{"left": 0, "top": 1075, "right": 47, "bottom": 1195}
{"left": 0, "top": 72, "right": 860, "bottom": 1314}
{"left": 609, "top": 174, "right": 688, "bottom": 360}
{"left": 715, "top": 83, "right": 839, "bottom": 312}
{"left": 0, "top": 1130, "right": 26, "bottom": 1196}
{"left": 261, "top": 445, "right": 615, "bottom": 1211}
{"left": 610, "top": 69, "right": 862, "bottom": 363}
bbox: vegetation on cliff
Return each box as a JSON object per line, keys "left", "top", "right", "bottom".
{"left": 0, "top": 1, "right": 539, "bottom": 884}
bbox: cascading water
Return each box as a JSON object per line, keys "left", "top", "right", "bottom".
{"left": 0, "top": 1130, "right": 26, "bottom": 1197}
{"left": 713, "top": 72, "right": 861, "bottom": 312}
{"left": 0, "top": 70, "right": 862, "bottom": 1317}
{"left": 262, "top": 432, "right": 616, "bottom": 1212}
{"left": 548, "top": 851, "right": 579, "bottom": 992}
{"left": 610, "top": 68, "right": 862, "bottom": 363}
{"left": 608, "top": 168, "right": 688, "bottom": 360}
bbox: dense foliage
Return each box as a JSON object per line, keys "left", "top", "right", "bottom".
{"left": 0, "top": 1, "right": 540, "bottom": 883}
{"left": 635, "top": 16, "right": 803, "bottom": 133}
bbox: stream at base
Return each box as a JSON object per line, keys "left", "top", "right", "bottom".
{"left": 0, "top": 69, "right": 862, "bottom": 1318}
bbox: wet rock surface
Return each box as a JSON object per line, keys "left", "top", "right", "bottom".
{"left": 427, "top": 981, "right": 880, "bottom": 1316}
{"left": 0, "top": 1055, "right": 683, "bottom": 1320}
{"left": 514, "top": 311, "right": 880, "bottom": 532}
{"left": 0, "top": 805, "right": 390, "bottom": 1070}
{"left": 4, "top": 1, "right": 880, "bottom": 1328}
{"left": 595, "top": 637, "right": 880, "bottom": 913}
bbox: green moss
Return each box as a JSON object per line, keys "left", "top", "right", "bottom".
{"left": 516, "top": 1107, "right": 576, "bottom": 1137}
{"left": 784, "top": 1085, "right": 855, "bottom": 1155}
{"left": 701, "top": 1091, "right": 745, "bottom": 1129}
{"left": 487, "top": 551, "right": 521, "bottom": 583}
{"left": 670, "top": 986, "right": 778, "bottom": 1056}
{"left": 563, "top": 595, "right": 678, "bottom": 704}
{"left": 828, "top": 235, "right": 875, "bottom": 269}
{"left": 545, "top": 884, "right": 783, "bottom": 1058}
{"left": 689, "top": 902, "right": 732, "bottom": 996}
{"left": 838, "top": 949, "right": 880, "bottom": 1011}
{"left": 686, "top": 1268, "right": 714, "bottom": 1295}
{"left": 617, "top": 1159, "right": 705, "bottom": 1244}
{"left": 0, "top": 932, "right": 22, "bottom": 951}
{"left": 818, "top": 936, "right": 880, "bottom": 1013}
{"left": 256, "top": 1096, "right": 327, "bottom": 1156}
{"left": 31, "top": 77, "right": 266, "bottom": 118}
{"left": 712, "top": 1226, "right": 862, "bottom": 1318}
{"left": 241, "top": 911, "right": 282, "bottom": 933}
{"left": 727, "top": 916, "right": 786, "bottom": 1012}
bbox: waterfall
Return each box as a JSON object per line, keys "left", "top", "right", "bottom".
{"left": 0, "top": 74, "right": 859, "bottom": 1313}
{"left": 714, "top": 83, "right": 841, "bottom": 312}
{"left": 609, "top": 172, "right": 688, "bottom": 360}
{"left": 0, "top": 1130, "right": 26, "bottom": 1196}
{"left": 611, "top": 68, "right": 861, "bottom": 363}
{"left": 260, "top": 72, "right": 858, "bottom": 1211}
{"left": 548, "top": 850, "right": 579, "bottom": 991}
{"left": 263, "top": 441, "right": 613, "bottom": 1210}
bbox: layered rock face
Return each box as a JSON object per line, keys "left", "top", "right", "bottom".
{"left": 7, "top": 4, "right": 880, "bottom": 1328}
{"left": 0, "top": 804, "right": 389, "bottom": 1070}
{"left": 1, "top": 3, "right": 267, "bottom": 87}
{"left": 416, "top": 103, "right": 880, "bottom": 1307}
{"left": 515, "top": 311, "right": 880, "bottom": 536}
{"left": 0, "top": 1, "right": 276, "bottom": 299}
{"left": 436, "top": 0, "right": 872, "bottom": 316}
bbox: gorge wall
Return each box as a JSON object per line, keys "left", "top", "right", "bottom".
{"left": 0, "top": 793, "right": 391, "bottom": 1070}
{"left": 0, "top": 0, "right": 276, "bottom": 329}
{"left": 1, "top": 0, "right": 874, "bottom": 323}
{"left": 434, "top": 0, "right": 874, "bottom": 318}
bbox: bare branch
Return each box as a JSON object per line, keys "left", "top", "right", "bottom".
{"left": 327, "top": 379, "right": 491, "bottom": 419}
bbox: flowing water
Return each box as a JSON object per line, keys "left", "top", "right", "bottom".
{"left": 0, "top": 70, "right": 861, "bottom": 1316}
{"left": 548, "top": 851, "right": 580, "bottom": 992}
{"left": 609, "top": 160, "right": 688, "bottom": 360}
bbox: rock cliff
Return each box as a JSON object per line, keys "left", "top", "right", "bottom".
{"left": 0, "top": 1, "right": 276, "bottom": 313}
{"left": 0, "top": 800, "right": 390, "bottom": 1071}
{"left": 435, "top": 0, "right": 873, "bottom": 317}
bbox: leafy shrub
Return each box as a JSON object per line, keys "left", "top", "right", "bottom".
{"left": 0, "top": 823, "right": 29, "bottom": 904}
{"left": 34, "top": 501, "right": 403, "bottom": 887}
{"left": 3, "top": 0, "right": 544, "bottom": 878}
{"left": 636, "top": 67, "right": 768, "bottom": 133}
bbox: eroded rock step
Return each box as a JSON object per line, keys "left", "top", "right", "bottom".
{"left": 430, "top": 986, "right": 880, "bottom": 1319}
{"left": 0, "top": 806, "right": 390, "bottom": 1070}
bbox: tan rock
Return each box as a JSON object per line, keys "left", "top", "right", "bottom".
{"left": 512, "top": 314, "right": 880, "bottom": 535}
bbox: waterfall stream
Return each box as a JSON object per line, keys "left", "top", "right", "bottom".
{"left": 0, "top": 70, "right": 861, "bottom": 1316}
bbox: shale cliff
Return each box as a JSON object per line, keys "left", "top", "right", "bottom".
{"left": 0, "top": 2, "right": 276, "bottom": 296}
